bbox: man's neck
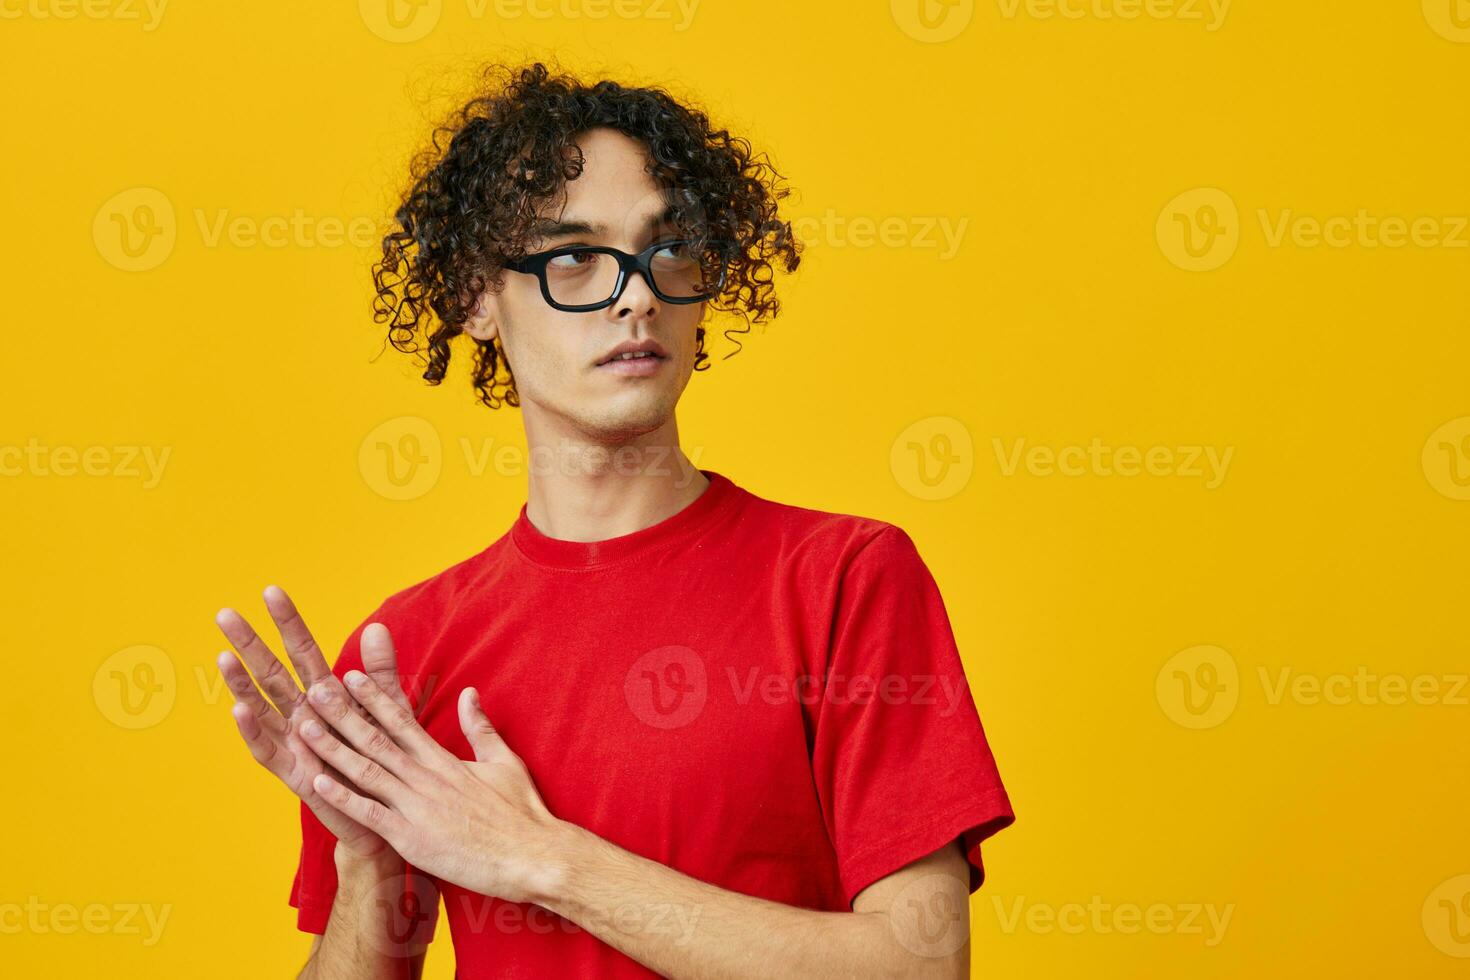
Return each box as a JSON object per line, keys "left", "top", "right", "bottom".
{"left": 519, "top": 415, "right": 708, "bottom": 544}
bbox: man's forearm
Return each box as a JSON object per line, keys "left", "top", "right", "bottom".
{"left": 533, "top": 823, "right": 967, "bottom": 980}
{"left": 300, "top": 848, "right": 424, "bottom": 980}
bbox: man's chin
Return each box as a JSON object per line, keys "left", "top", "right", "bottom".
{"left": 574, "top": 391, "right": 676, "bottom": 444}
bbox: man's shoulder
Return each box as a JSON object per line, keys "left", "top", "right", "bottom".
{"left": 732, "top": 477, "right": 921, "bottom": 569}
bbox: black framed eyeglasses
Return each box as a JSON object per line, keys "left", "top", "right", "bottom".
{"left": 504, "top": 238, "right": 732, "bottom": 313}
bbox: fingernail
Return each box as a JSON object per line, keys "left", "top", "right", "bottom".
{"left": 308, "top": 684, "right": 331, "bottom": 703}
{"left": 303, "top": 720, "right": 323, "bottom": 737}
{"left": 345, "top": 671, "right": 367, "bottom": 688}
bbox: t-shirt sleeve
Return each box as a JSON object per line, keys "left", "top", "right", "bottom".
{"left": 287, "top": 607, "right": 440, "bottom": 941}
{"left": 810, "top": 525, "right": 1016, "bottom": 907}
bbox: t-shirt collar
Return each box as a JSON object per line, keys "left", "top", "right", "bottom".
{"left": 510, "top": 469, "right": 736, "bottom": 570}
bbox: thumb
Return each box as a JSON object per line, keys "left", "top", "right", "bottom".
{"left": 458, "top": 686, "right": 501, "bottom": 762}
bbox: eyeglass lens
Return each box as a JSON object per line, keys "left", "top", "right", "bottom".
{"left": 544, "top": 243, "right": 715, "bottom": 307}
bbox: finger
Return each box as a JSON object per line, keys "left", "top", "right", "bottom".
{"left": 305, "top": 679, "right": 424, "bottom": 782}
{"left": 311, "top": 772, "right": 412, "bottom": 843}
{"left": 341, "top": 670, "right": 454, "bottom": 768}
{"left": 299, "top": 716, "right": 412, "bottom": 808}
{"left": 214, "top": 606, "right": 305, "bottom": 717}
{"left": 217, "top": 651, "right": 287, "bottom": 737}
{"left": 229, "top": 701, "right": 292, "bottom": 774}
{"left": 458, "top": 686, "right": 505, "bottom": 764}
{"left": 261, "top": 585, "right": 334, "bottom": 689}
{"left": 283, "top": 728, "right": 390, "bottom": 846}
{"left": 359, "top": 622, "right": 413, "bottom": 711}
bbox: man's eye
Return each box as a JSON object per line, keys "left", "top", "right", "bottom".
{"left": 653, "top": 242, "right": 691, "bottom": 261}
{"left": 548, "top": 251, "right": 595, "bottom": 269}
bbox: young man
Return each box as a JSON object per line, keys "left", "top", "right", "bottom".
{"left": 215, "top": 63, "right": 1014, "bottom": 979}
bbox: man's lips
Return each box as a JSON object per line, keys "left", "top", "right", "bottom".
{"left": 596, "top": 350, "right": 668, "bottom": 376}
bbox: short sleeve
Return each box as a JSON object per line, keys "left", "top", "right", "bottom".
{"left": 810, "top": 525, "right": 1016, "bottom": 906}
{"left": 287, "top": 607, "right": 440, "bottom": 942}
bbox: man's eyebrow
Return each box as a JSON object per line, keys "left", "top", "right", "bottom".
{"left": 530, "top": 206, "right": 679, "bottom": 240}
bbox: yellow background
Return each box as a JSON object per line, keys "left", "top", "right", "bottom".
{"left": 3, "top": 1, "right": 1468, "bottom": 976}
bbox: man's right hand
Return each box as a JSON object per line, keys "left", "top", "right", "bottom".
{"left": 214, "top": 585, "right": 410, "bottom": 864}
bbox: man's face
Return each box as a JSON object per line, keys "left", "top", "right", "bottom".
{"left": 467, "top": 126, "right": 707, "bottom": 444}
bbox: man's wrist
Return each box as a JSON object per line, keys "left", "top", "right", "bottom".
{"left": 333, "top": 841, "right": 404, "bottom": 882}
{"left": 525, "top": 818, "right": 596, "bottom": 911}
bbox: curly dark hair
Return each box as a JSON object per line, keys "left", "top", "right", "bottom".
{"left": 371, "top": 61, "right": 803, "bottom": 409}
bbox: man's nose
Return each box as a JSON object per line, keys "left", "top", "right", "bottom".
{"left": 610, "top": 267, "right": 660, "bottom": 319}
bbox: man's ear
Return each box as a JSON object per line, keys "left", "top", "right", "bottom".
{"left": 464, "top": 291, "right": 499, "bottom": 343}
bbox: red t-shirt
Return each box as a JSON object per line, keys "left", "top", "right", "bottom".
{"left": 290, "top": 469, "right": 1015, "bottom": 976}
